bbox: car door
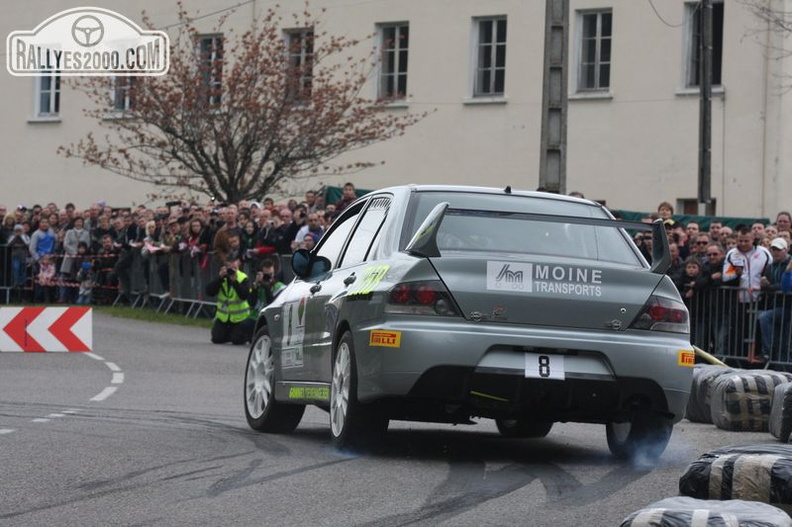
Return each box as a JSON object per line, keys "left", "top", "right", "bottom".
{"left": 302, "top": 195, "right": 393, "bottom": 383}
{"left": 285, "top": 200, "right": 367, "bottom": 382}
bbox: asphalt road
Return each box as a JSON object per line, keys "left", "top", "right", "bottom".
{"left": 0, "top": 313, "right": 778, "bottom": 526}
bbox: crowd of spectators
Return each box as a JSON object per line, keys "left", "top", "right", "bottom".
{"left": 1, "top": 188, "right": 791, "bottom": 363}
{"left": 0, "top": 182, "right": 357, "bottom": 306}
{"left": 635, "top": 202, "right": 792, "bottom": 364}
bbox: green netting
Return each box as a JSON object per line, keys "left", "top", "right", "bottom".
{"left": 611, "top": 210, "right": 770, "bottom": 230}
{"left": 323, "top": 185, "right": 372, "bottom": 206}
{"left": 322, "top": 187, "right": 770, "bottom": 229}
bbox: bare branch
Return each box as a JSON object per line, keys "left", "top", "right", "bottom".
{"left": 61, "top": 2, "right": 429, "bottom": 202}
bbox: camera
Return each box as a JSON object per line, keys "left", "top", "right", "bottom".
{"left": 262, "top": 273, "right": 272, "bottom": 281}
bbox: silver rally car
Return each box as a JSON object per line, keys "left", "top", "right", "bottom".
{"left": 244, "top": 185, "right": 694, "bottom": 460}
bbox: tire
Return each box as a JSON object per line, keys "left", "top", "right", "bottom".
{"left": 606, "top": 412, "right": 672, "bottom": 462}
{"left": 330, "top": 331, "right": 388, "bottom": 449}
{"left": 244, "top": 328, "right": 305, "bottom": 433}
{"left": 495, "top": 419, "right": 553, "bottom": 438}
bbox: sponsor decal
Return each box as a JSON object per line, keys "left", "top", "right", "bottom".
{"left": 487, "top": 261, "right": 602, "bottom": 297}
{"left": 487, "top": 261, "right": 531, "bottom": 291}
{"left": 369, "top": 330, "right": 401, "bottom": 348}
{"left": 678, "top": 349, "right": 695, "bottom": 367}
{"left": 281, "top": 297, "right": 306, "bottom": 368}
{"left": 349, "top": 265, "right": 390, "bottom": 296}
{"left": 288, "top": 386, "right": 330, "bottom": 400}
{"left": 7, "top": 7, "right": 169, "bottom": 76}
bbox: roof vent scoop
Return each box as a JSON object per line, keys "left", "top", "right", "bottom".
{"left": 505, "top": 185, "right": 512, "bottom": 194}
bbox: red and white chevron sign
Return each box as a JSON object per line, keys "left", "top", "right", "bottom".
{"left": 0, "top": 307, "right": 92, "bottom": 352}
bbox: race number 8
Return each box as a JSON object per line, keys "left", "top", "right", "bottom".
{"left": 525, "top": 352, "right": 565, "bottom": 380}
{"left": 538, "top": 355, "right": 550, "bottom": 378}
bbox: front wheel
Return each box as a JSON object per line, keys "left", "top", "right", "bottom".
{"left": 606, "top": 412, "right": 672, "bottom": 462}
{"left": 495, "top": 419, "right": 553, "bottom": 438}
{"left": 244, "top": 328, "right": 304, "bottom": 433}
{"left": 330, "top": 331, "right": 388, "bottom": 449}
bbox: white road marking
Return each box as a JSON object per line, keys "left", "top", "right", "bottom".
{"left": 90, "top": 387, "right": 117, "bottom": 402}
{"left": 1, "top": 348, "right": 125, "bottom": 437}
{"left": 83, "top": 351, "right": 124, "bottom": 403}
{"left": 105, "top": 362, "right": 121, "bottom": 372}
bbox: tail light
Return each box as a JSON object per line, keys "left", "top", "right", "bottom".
{"left": 385, "top": 280, "right": 461, "bottom": 317}
{"left": 629, "top": 295, "right": 689, "bottom": 334}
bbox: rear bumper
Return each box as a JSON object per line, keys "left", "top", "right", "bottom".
{"left": 353, "top": 319, "right": 692, "bottom": 423}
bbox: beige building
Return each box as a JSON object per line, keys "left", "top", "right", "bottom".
{"left": 0, "top": 0, "right": 789, "bottom": 217}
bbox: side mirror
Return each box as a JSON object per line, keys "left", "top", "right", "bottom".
{"left": 311, "top": 257, "right": 331, "bottom": 278}
{"left": 291, "top": 249, "right": 312, "bottom": 279}
{"left": 291, "top": 249, "right": 332, "bottom": 280}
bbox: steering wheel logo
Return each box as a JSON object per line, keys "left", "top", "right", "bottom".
{"left": 71, "top": 15, "right": 104, "bottom": 47}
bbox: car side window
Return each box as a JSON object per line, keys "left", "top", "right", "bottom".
{"left": 315, "top": 202, "right": 364, "bottom": 268}
{"left": 340, "top": 196, "right": 391, "bottom": 267}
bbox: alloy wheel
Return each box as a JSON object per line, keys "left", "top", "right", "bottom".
{"left": 246, "top": 334, "right": 275, "bottom": 419}
{"left": 331, "top": 342, "right": 351, "bottom": 437}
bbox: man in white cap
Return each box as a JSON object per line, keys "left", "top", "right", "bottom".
{"left": 756, "top": 237, "right": 792, "bottom": 362}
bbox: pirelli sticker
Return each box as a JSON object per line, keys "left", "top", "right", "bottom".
{"left": 370, "top": 330, "right": 401, "bottom": 348}
{"left": 348, "top": 265, "right": 390, "bottom": 296}
{"left": 678, "top": 349, "right": 695, "bottom": 367}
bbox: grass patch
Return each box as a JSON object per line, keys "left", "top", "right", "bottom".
{"left": 93, "top": 306, "right": 214, "bottom": 329}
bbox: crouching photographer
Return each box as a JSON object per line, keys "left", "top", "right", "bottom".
{"left": 205, "top": 258, "right": 254, "bottom": 345}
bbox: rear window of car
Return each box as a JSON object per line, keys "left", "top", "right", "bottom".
{"left": 404, "top": 191, "right": 642, "bottom": 266}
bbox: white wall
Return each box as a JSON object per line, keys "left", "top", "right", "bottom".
{"left": 0, "top": 0, "right": 789, "bottom": 218}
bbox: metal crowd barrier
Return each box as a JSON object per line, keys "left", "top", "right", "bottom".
{"left": 0, "top": 242, "right": 32, "bottom": 304}
{"left": 687, "top": 286, "right": 792, "bottom": 368}
{"left": 2, "top": 242, "right": 791, "bottom": 369}
{"left": 111, "top": 250, "right": 294, "bottom": 318}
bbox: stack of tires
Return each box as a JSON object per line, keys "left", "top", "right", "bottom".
{"left": 620, "top": 497, "right": 791, "bottom": 527}
{"left": 686, "top": 365, "right": 792, "bottom": 433}
{"left": 620, "top": 365, "right": 792, "bottom": 525}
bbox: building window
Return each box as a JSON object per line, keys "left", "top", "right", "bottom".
{"left": 473, "top": 17, "right": 507, "bottom": 97}
{"left": 378, "top": 23, "right": 409, "bottom": 100}
{"left": 578, "top": 11, "right": 612, "bottom": 91}
{"left": 686, "top": 1, "right": 723, "bottom": 87}
{"left": 198, "top": 35, "right": 223, "bottom": 106}
{"left": 36, "top": 72, "right": 61, "bottom": 116}
{"left": 111, "top": 77, "right": 136, "bottom": 112}
{"left": 286, "top": 28, "right": 314, "bottom": 100}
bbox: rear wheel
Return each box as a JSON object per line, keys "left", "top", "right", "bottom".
{"left": 244, "top": 328, "right": 305, "bottom": 433}
{"left": 495, "top": 419, "right": 553, "bottom": 438}
{"left": 330, "top": 331, "right": 388, "bottom": 449}
{"left": 606, "top": 412, "right": 672, "bottom": 462}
